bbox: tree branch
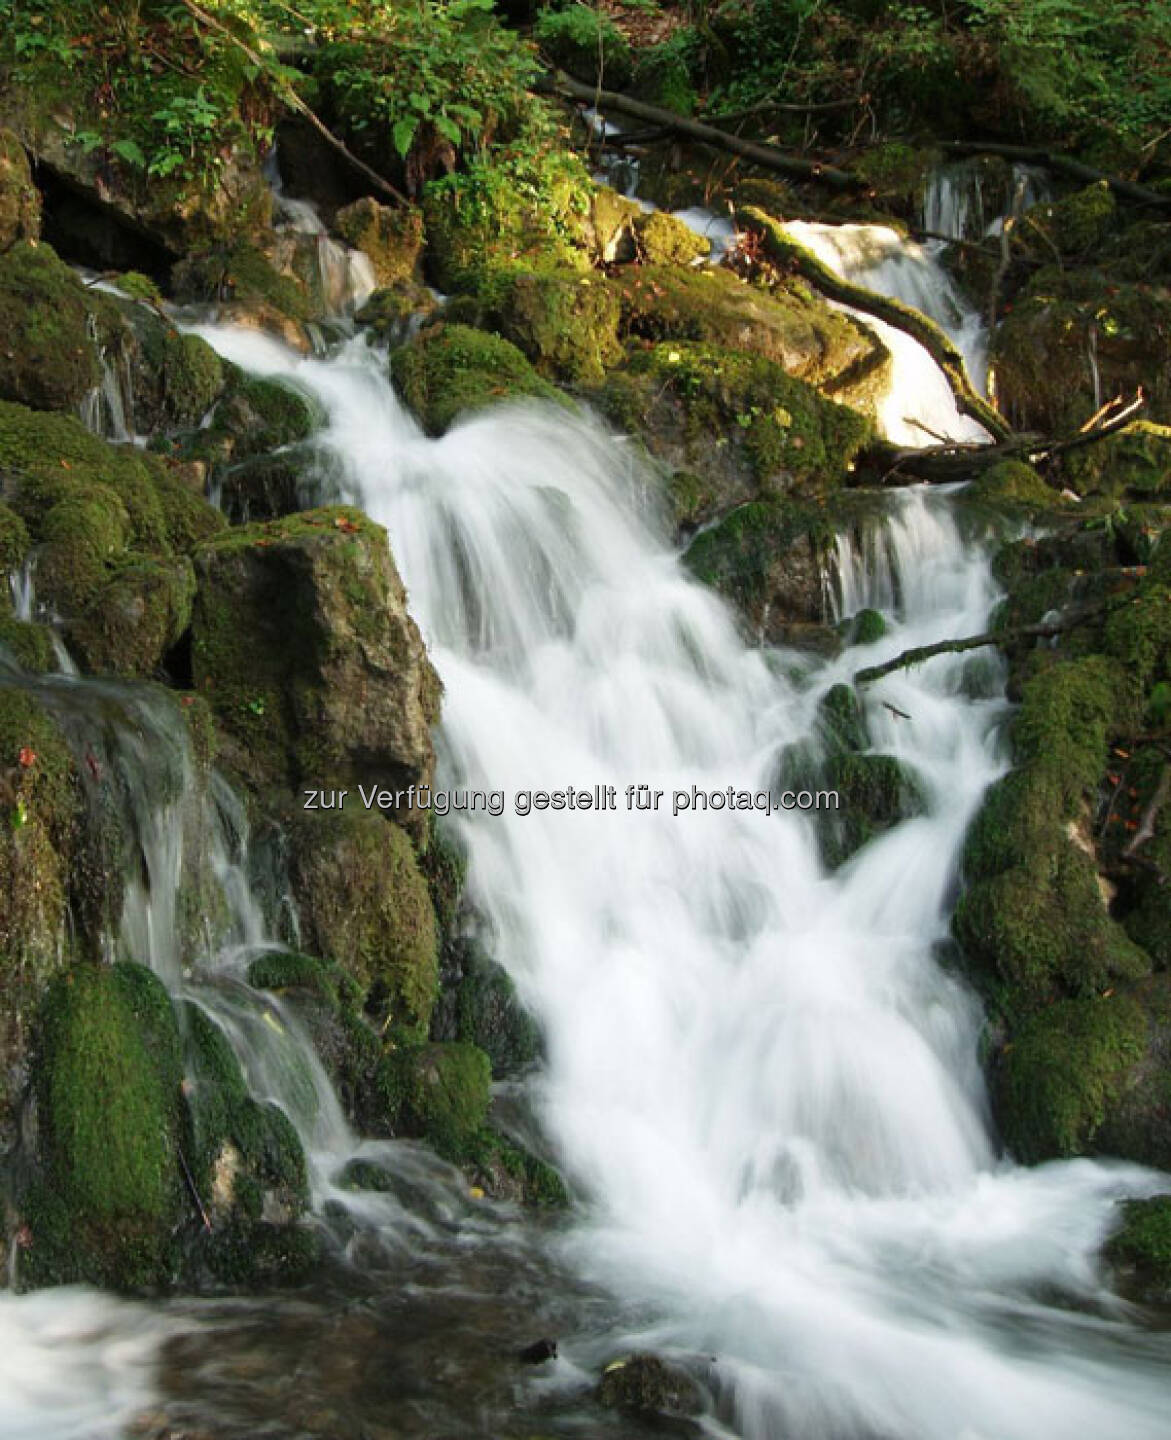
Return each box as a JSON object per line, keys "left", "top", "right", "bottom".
{"left": 537, "top": 72, "right": 868, "bottom": 191}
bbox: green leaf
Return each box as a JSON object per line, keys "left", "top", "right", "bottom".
{"left": 435, "top": 115, "right": 462, "bottom": 145}
{"left": 392, "top": 117, "right": 418, "bottom": 157}
{"left": 111, "top": 138, "right": 148, "bottom": 168}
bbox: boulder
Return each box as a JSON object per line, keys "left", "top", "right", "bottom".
{"left": 288, "top": 807, "right": 439, "bottom": 1034}
{"left": 0, "top": 130, "right": 40, "bottom": 251}
{"left": 634, "top": 211, "right": 710, "bottom": 266}
{"left": 334, "top": 198, "right": 424, "bottom": 286}
{"left": 598, "top": 1353, "right": 703, "bottom": 1420}
{"left": 391, "top": 323, "right": 564, "bottom": 435}
{"left": 191, "top": 506, "right": 440, "bottom": 792}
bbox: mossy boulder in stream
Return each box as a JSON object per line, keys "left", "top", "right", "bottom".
{"left": 633, "top": 212, "right": 710, "bottom": 266}
{"left": 0, "top": 242, "right": 122, "bottom": 413}
{"left": 191, "top": 506, "right": 440, "bottom": 791}
{"left": 373, "top": 1038, "right": 491, "bottom": 1163}
{"left": 391, "top": 323, "right": 563, "bottom": 435}
{"left": 334, "top": 198, "right": 424, "bottom": 286}
{"left": 21, "top": 963, "right": 184, "bottom": 1291}
{"left": 179, "top": 1001, "right": 314, "bottom": 1286}
{"left": 605, "top": 343, "right": 874, "bottom": 535}
{"left": 1105, "top": 1196, "right": 1171, "bottom": 1304}
{"left": 289, "top": 808, "right": 439, "bottom": 1035}
{"left": 477, "top": 266, "right": 623, "bottom": 385}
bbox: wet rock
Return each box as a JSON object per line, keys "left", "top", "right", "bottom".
{"left": 482, "top": 266, "right": 623, "bottom": 385}
{"left": 334, "top": 198, "right": 424, "bottom": 287}
{"left": 0, "top": 131, "right": 40, "bottom": 252}
{"left": 373, "top": 1039, "right": 491, "bottom": 1162}
{"left": 431, "top": 936, "right": 541, "bottom": 1079}
{"left": 518, "top": 1338, "right": 558, "bottom": 1364}
{"left": 289, "top": 808, "right": 439, "bottom": 1035}
{"left": 611, "top": 266, "right": 887, "bottom": 399}
{"left": 586, "top": 186, "right": 640, "bottom": 265}
{"left": 391, "top": 323, "right": 564, "bottom": 435}
{"left": 355, "top": 282, "right": 439, "bottom": 346}
{"left": 597, "top": 1353, "right": 703, "bottom": 1419}
{"left": 191, "top": 505, "right": 440, "bottom": 792}
{"left": 19, "top": 962, "right": 185, "bottom": 1292}
{"left": 1104, "top": 1195, "right": 1171, "bottom": 1304}
{"left": 634, "top": 211, "right": 710, "bottom": 266}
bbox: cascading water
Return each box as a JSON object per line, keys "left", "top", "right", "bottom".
{"left": 180, "top": 287, "right": 1171, "bottom": 1435}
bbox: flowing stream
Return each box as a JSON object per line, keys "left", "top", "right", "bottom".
{"left": 3, "top": 181, "right": 1171, "bottom": 1437}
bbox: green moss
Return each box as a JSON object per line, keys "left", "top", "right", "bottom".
{"left": 0, "top": 502, "right": 29, "bottom": 570}
{"left": 848, "top": 608, "right": 887, "bottom": 645}
{"left": 23, "top": 962, "right": 183, "bottom": 1290}
{"left": 68, "top": 555, "right": 196, "bottom": 678}
{"left": 172, "top": 244, "right": 314, "bottom": 322}
{"left": 963, "top": 460, "right": 1060, "bottom": 514}
{"left": 291, "top": 808, "right": 439, "bottom": 1036}
{"left": 683, "top": 497, "right": 832, "bottom": 618}
{"left": 0, "top": 241, "right": 117, "bottom": 412}
{"left": 204, "top": 375, "right": 318, "bottom": 460}
{"left": 1105, "top": 1196, "right": 1171, "bottom": 1301}
{"left": 419, "top": 823, "right": 466, "bottom": 938}
{"left": 390, "top": 323, "right": 564, "bottom": 435}
{"left": 630, "top": 35, "right": 698, "bottom": 115}
{"left": 994, "top": 992, "right": 1146, "bottom": 1162}
{"left": 374, "top": 1039, "right": 491, "bottom": 1163}
{"left": 0, "top": 128, "right": 40, "bottom": 250}
{"left": 853, "top": 143, "right": 937, "bottom": 214}
{"left": 819, "top": 683, "right": 869, "bottom": 754}
{"left": 161, "top": 332, "right": 225, "bottom": 427}
{"left": 821, "top": 753, "right": 927, "bottom": 867}
{"left": 116, "top": 272, "right": 164, "bottom": 304}
{"left": 483, "top": 266, "right": 623, "bottom": 385}
{"left": 1103, "top": 583, "right": 1171, "bottom": 690}
{"left": 334, "top": 199, "right": 424, "bottom": 287}
{"left": 612, "top": 269, "right": 883, "bottom": 394}
{"left": 453, "top": 943, "right": 541, "bottom": 1079}
{"left": 1018, "top": 182, "right": 1116, "bottom": 261}
{"left": 1063, "top": 422, "right": 1171, "bottom": 502}
{"left": 0, "top": 617, "right": 55, "bottom": 673}
{"left": 635, "top": 212, "right": 710, "bottom": 266}
{"left": 1013, "top": 656, "right": 1130, "bottom": 806}
{"left": 154, "top": 465, "right": 227, "bottom": 552}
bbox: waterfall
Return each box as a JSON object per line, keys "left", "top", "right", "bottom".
{"left": 183, "top": 309, "right": 1171, "bottom": 1437}
{"left": 266, "top": 151, "right": 377, "bottom": 317}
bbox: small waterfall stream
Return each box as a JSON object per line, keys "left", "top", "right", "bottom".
{"left": 2, "top": 177, "right": 1170, "bottom": 1437}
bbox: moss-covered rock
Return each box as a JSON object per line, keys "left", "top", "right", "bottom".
{"left": 1105, "top": 1195, "right": 1171, "bottom": 1304}
{"left": 992, "top": 989, "right": 1148, "bottom": 1163}
{"left": 22, "top": 963, "right": 184, "bottom": 1291}
{"left": 0, "top": 617, "right": 55, "bottom": 673}
{"left": 846, "top": 607, "right": 887, "bottom": 645}
{"left": 354, "top": 281, "right": 439, "bottom": 346}
{"left": 481, "top": 266, "right": 623, "bottom": 385}
{"left": 960, "top": 459, "right": 1061, "bottom": 515}
{"left": 334, "top": 198, "right": 424, "bottom": 286}
{"left": 177, "top": 1002, "right": 311, "bottom": 1284}
{"left": 191, "top": 506, "right": 439, "bottom": 790}
{"left": 431, "top": 937, "right": 541, "bottom": 1079}
{"left": 992, "top": 273, "right": 1171, "bottom": 432}
{"left": 200, "top": 374, "right": 318, "bottom": 462}
{"left": 67, "top": 555, "right": 196, "bottom": 678}
{"left": 373, "top": 1038, "right": 491, "bottom": 1162}
{"left": 634, "top": 211, "right": 710, "bottom": 266}
{"left": 1061, "top": 422, "right": 1171, "bottom": 503}
{"left": 611, "top": 267, "right": 887, "bottom": 397}
{"left": 597, "top": 1353, "right": 703, "bottom": 1420}
{"left": 684, "top": 497, "right": 834, "bottom": 638}
{"left": 0, "top": 501, "right": 29, "bottom": 571}
{"left": 0, "top": 684, "right": 78, "bottom": 1147}
{"left": 172, "top": 242, "right": 315, "bottom": 324}
{"left": 290, "top": 808, "right": 439, "bottom": 1034}
{"left": 820, "top": 753, "right": 927, "bottom": 868}
{"left": 0, "top": 130, "right": 39, "bottom": 252}
{"left": 390, "top": 323, "right": 563, "bottom": 435}
{"left": 605, "top": 343, "right": 874, "bottom": 535}
{"left": 0, "top": 241, "right": 121, "bottom": 413}
{"left": 1016, "top": 182, "right": 1117, "bottom": 263}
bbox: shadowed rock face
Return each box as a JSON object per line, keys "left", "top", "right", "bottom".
{"left": 190, "top": 505, "right": 441, "bottom": 798}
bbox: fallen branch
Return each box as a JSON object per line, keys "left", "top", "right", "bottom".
{"left": 938, "top": 141, "right": 1171, "bottom": 212}
{"left": 738, "top": 207, "right": 1013, "bottom": 442}
{"left": 853, "top": 603, "right": 1123, "bottom": 686}
{"left": 178, "top": 0, "right": 409, "bottom": 207}
{"left": 538, "top": 72, "right": 868, "bottom": 191}
{"left": 863, "top": 390, "right": 1146, "bottom": 486}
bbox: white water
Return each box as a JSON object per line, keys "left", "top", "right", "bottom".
{"left": 184, "top": 314, "right": 1171, "bottom": 1437}
{"left": 783, "top": 219, "right": 989, "bottom": 447}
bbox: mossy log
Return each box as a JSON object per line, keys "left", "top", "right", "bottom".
{"left": 739, "top": 207, "right": 1013, "bottom": 442}
{"left": 540, "top": 73, "right": 867, "bottom": 192}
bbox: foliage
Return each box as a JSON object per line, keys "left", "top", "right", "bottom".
{"left": 319, "top": 0, "right": 541, "bottom": 164}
